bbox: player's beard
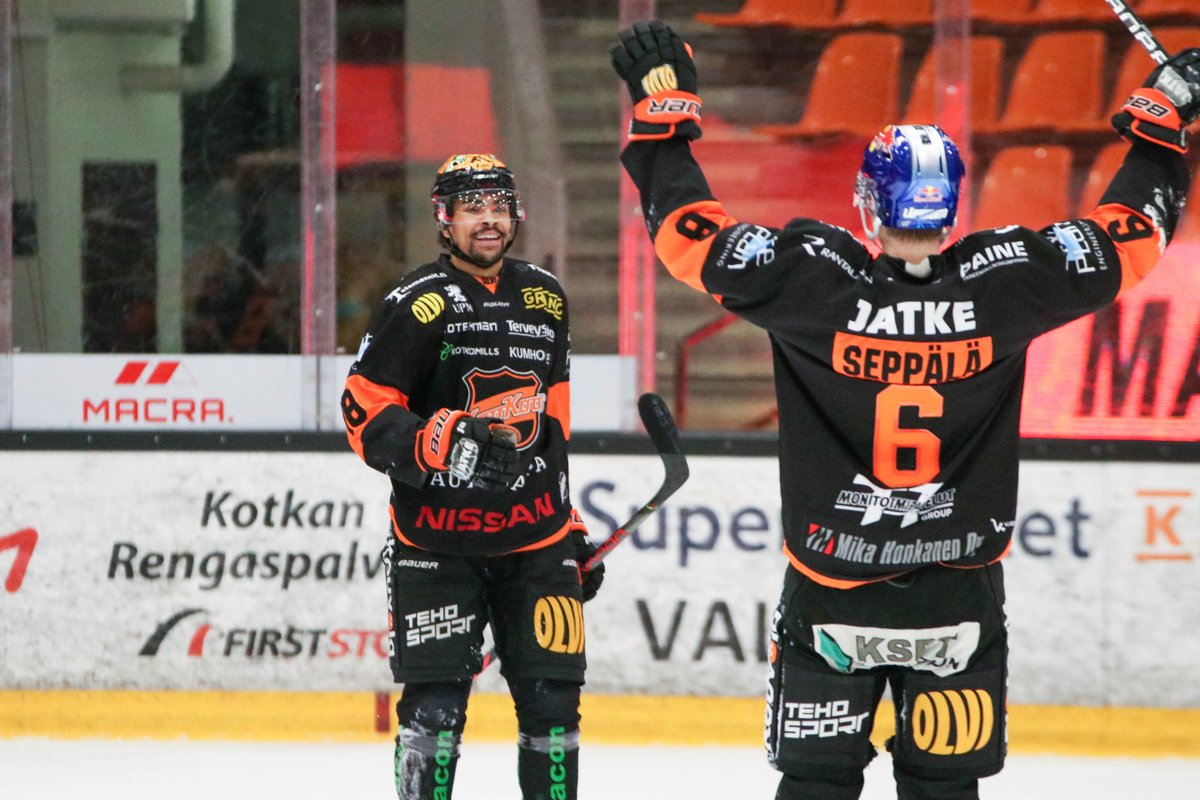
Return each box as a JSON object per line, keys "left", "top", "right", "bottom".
{"left": 459, "top": 224, "right": 512, "bottom": 268}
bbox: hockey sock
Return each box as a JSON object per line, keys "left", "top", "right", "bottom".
{"left": 516, "top": 727, "right": 579, "bottom": 800}
{"left": 394, "top": 680, "right": 471, "bottom": 799}
{"left": 510, "top": 677, "right": 582, "bottom": 800}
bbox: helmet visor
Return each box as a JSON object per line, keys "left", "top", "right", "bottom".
{"left": 434, "top": 189, "right": 525, "bottom": 225}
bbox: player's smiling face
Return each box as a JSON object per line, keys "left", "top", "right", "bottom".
{"left": 446, "top": 191, "right": 515, "bottom": 268}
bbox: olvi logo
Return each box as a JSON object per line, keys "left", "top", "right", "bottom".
{"left": 84, "top": 361, "right": 228, "bottom": 424}
{"left": 1, "top": 528, "right": 38, "bottom": 593}
{"left": 534, "top": 595, "right": 584, "bottom": 654}
{"left": 912, "top": 688, "right": 994, "bottom": 755}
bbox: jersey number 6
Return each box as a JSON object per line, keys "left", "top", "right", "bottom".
{"left": 874, "top": 385, "right": 942, "bottom": 488}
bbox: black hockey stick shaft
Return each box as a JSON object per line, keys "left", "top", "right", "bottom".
{"left": 583, "top": 392, "right": 689, "bottom": 571}
{"left": 1105, "top": 0, "right": 1170, "bottom": 64}
{"left": 477, "top": 393, "right": 689, "bottom": 675}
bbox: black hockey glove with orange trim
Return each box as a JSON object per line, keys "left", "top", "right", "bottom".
{"left": 568, "top": 509, "right": 604, "bottom": 602}
{"left": 1113, "top": 47, "right": 1200, "bottom": 153}
{"left": 413, "top": 409, "right": 521, "bottom": 491}
{"left": 611, "top": 20, "right": 702, "bottom": 141}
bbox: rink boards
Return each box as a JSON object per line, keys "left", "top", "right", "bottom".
{"left": 2, "top": 448, "right": 1199, "bottom": 749}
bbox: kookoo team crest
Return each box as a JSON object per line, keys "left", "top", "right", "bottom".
{"left": 463, "top": 368, "right": 546, "bottom": 449}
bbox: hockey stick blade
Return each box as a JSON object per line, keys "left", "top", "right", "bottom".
{"left": 1105, "top": 0, "right": 1170, "bottom": 64}
{"left": 582, "top": 393, "right": 689, "bottom": 572}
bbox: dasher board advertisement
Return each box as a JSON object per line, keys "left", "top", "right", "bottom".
{"left": 8, "top": 354, "right": 635, "bottom": 431}
{"left": 1, "top": 452, "right": 1197, "bottom": 706}
{"left": 1021, "top": 243, "right": 1200, "bottom": 440}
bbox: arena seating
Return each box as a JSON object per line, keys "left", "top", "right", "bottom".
{"left": 993, "top": 31, "right": 1107, "bottom": 134}
{"left": 694, "top": 0, "right": 836, "bottom": 28}
{"left": 755, "top": 32, "right": 903, "bottom": 140}
{"left": 902, "top": 37, "right": 1005, "bottom": 131}
{"left": 973, "top": 146, "right": 1073, "bottom": 230}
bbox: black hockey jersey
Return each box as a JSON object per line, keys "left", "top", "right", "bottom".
{"left": 623, "top": 137, "right": 1190, "bottom": 587}
{"left": 343, "top": 255, "right": 574, "bottom": 557}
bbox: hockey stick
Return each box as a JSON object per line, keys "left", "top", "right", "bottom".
{"left": 476, "top": 392, "right": 690, "bottom": 674}
{"left": 582, "top": 392, "right": 690, "bottom": 570}
{"left": 1104, "top": 0, "right": 1170, "bottom": 65}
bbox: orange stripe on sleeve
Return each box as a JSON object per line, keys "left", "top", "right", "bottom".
{"left": 547, "top": 381, "right": 571, "bottom": 440}
{"left": 655, "top": 200, "right": 739, "bottom": 293}
{"left": 343, "top": 373, "right": 410, "bottom": 462}
{"left": 1085, "top": 203, "right": 1166, "bottom": 297}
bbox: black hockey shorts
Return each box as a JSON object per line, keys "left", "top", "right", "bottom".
{"left": 766, "top": 562, "right": 1007, "bottom": 782}
{"left": 384, "top": 535, "right": 586, "bottom": 685}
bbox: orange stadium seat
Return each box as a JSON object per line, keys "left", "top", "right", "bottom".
{"left": 810, "top": 0, "right": 933, "bottom": 28}
{"left": 973, "top": 146, "right": 1073, "bottom": 230}
{"left": 1027, "top": 0, "right": 1121, "bottom": 22}
{"left": 694, "top": 0, "right": 837, "bottom": 28}
{"left": 1137, "top": 0, "right": 1200, "bottom": 20}
{"left": 994, "top": 31, "right": 1106, "bottom": 133}
{"left": 970, "top": 0, "right": 1036, "bottom": 23}
{"left": 902, "top": 37, "right": 1004, "bottom": 131}
{"left": 756, "top": 33, "right": 903, "bottom": 140}
{"left": 1077, "top": 142, "right": 1128, "bottom": 214}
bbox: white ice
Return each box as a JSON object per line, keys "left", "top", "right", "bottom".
{"left": 3, "top": 738, "right": 1199, "bottom": 798}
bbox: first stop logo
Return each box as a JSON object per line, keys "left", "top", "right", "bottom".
{"left": 139, "top": 608, "right": 387, "bottom": 659}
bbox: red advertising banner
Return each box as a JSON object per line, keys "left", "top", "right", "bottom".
{"left": 1022, "top": 242, "right": 1200, "bottom": 440}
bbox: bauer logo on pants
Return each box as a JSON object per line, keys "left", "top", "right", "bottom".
{"left": 912, "top": 689, "right": 994, "bottom": 755}
{"left": 534, "top": 595, "right": 584, "bottom": 654}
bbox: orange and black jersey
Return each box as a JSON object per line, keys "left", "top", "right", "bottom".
{"left": 622, "top": 137, "right": 1190, "bottom": 587}
{"left": 342, "top": 254, "right": 574, "bottom": 557}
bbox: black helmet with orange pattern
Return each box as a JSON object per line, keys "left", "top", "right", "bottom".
{"left": 431, "top": 154, "right": 524, "bottom": 267}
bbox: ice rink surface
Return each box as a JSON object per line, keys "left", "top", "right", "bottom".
{"left": 4, "top": 738, "right": 1200, "bottom": 799}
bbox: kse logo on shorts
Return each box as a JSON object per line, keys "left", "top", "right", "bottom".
{"left": 534, "top": 595, "right": 584, "bottom": 654}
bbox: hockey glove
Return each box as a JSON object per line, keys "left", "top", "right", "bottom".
{"left": 415, "top": 409, "right": 521, "bottom": 491}
{"left": 569, "top": 510, "right": 604, "bottom": 602}
{"left": 611, "top": 20, "right": 702, "bottom": 141}
{"left": 1112, "top": 47, "right": 1200, "bottom": 153}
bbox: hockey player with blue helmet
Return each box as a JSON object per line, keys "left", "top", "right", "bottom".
{"left": 612, "top": 19, "right": 1196, "bottom": 800}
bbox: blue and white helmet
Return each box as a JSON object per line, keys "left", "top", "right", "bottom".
{"left": 853, "top": 124, "right": 964, "bottom": 236}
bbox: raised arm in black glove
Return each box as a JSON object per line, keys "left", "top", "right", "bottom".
{"left": 611, "top": 19, "right": 702, "bottom": 141}
{"left": 410, "top": 409, "right": 521, "bottom": 491}
{"left": 1113, "top": 47, "right": 1200, "bottom": 153}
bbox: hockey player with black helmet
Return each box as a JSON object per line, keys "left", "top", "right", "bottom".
{"left": 343, "top": 153, "right": 602, "bottom": 799}
{"left": 612, "top": 20, "right": 1196, "bottom": 800}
